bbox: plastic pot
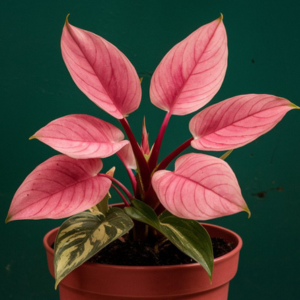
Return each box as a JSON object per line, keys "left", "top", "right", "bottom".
{"left": 44, "top": 223, "right": 242, "bottom": 300}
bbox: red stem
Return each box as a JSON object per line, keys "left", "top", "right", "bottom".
{"left": 155, "top": 137, "right": 193, "bottom": 172}
{"left": 148, "top": 112, "right": 171, "bottom": 171}
{"left": 111, "top": 184, "right": 130, "bottom": 207}
{"left": 119, "top": 118, "right": 150, "bottom": 190}
{"left": 144, "top": 184, "right": 160, "bottom": 209}
{"left": 155, "top": 203, "right": 166, "bottom": 215}
{"left": 98, "top": 174, "right": 134, "bottom": 200}
{"left": 117, "top": 153, "right": 137, "bottom": 195}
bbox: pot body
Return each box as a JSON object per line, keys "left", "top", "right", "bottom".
{"left": 43, "top": 223, "right": 242, "bottom": 300}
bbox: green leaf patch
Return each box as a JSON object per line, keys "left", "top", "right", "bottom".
{"left": 125, "top": 199, "right": 213, "bottom": 279}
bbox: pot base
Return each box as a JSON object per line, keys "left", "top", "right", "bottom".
{"left": 59, "top": 283, "right": 229, "bottom": 300}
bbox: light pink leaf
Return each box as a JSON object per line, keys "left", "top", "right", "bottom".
{"left": 31, "top": 114, "right": 129, "bottom": 159}
{"left": 190, "top": 94, "right": 297, "bottom": 151}
{"left": 150, "top": 16, "right": 227, "bottom": 115}
{"left": 61, "top": 18, "right": 141, "bottom": 119}
{"left": 6, "top": 155, "right": 111, "bottom": 221}
{"left": 152, "top": 153, "right": 249, "bottom": 220}
{"left": 117, "top": 144, "right": 137, "bottom": 170}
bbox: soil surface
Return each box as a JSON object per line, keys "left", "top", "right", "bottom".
{"left": 87, "top": 237, "right": 235, "bottom": 266}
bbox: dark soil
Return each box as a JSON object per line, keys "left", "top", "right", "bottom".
{"left": 87, "top": 237, "right": 235, "bottom": 266}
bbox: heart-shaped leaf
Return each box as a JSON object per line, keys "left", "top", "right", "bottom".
{"left": 190, "top": 94, "right": 297, "bottom": 151}
{"left": 6, "top": 155, "right": 111, "bottom": 221}
{"left": 54, "top": 207, "right": 134, "bottom": 288}
{"left": 150, "top": 15, "right": 227, "bottom": 115}
{"left": 125, "top": 199, "right": 213, "bottom": 278}
{"left": 30, "top": 114, "right": 129, "bottom": 159}
{"left": 61, "top": 17, "right": 141, "bottom": 119}
{"left": 152, "top": 153, "right": 250, "bottom": 220}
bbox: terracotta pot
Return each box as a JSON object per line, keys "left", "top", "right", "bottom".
{"left": 44, "top": 223, "right": 242, "bottom": 300}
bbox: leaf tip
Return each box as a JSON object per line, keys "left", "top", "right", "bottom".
{"left": 220, "top": 149, "right": 233, "bottom": 160}
{"left": 244, "top": 206, "right": 251, "bottom": 219}
{"left": 29, "top": 135, "right": 36, "bottom": 141}
{"left": 290, "top": 103, "right": 300, "bottom": 109}
{"left": 65, "top": 13, "right": 70, "bottom": 25}
{"left": 64, "top": 14, "right": 71, "bottom": 31}
{"left": 106, "top": 167, "right": 116, "bottom": 177}
{"left": 5, "top": 215, "right": 12, "bottom": 224}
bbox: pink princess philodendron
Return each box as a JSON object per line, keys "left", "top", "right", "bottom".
{"left": 6, "top": 15, "right": 298, "bottom": 287}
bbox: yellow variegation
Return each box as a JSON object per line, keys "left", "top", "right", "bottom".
{"left": 54, "top": 207, "right": 133, "bottom": 288}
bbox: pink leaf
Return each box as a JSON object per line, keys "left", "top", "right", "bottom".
{"left": 6, "top": 155, "right": 111, "bottom": 221}
{"left": 117, "top": 144, "right": 137, "bottom": 170}
{"left": 61, "top": 17, "right": 141, "bottom": 119}
{"left": 152, "top": 153, "right": 249, "bottom": 220}
{"left": 190, "top": 94, "right": 297, "bottom": 151}
{"left": 31, "top": 114, "right": 129, "bottom": 159}
{"left": 141, "top": 117, "right": 150, "bottom": 155}
{"left": 150, "top": 16, "right": 227, "bottom": 115}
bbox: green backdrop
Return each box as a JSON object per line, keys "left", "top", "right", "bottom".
{"left": 1, "top": 1, "right": 299, "bottom": 299}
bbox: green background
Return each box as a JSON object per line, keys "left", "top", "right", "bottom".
{"left": 1, "top": 0, "right": 299, "bottom": 299}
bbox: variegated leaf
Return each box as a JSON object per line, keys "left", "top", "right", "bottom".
{"left": 61, "top": 17, "right": 141, "bottom": 119}
{"left": 152, "top": 153, "right": 250, "bottom": 220}
{"left": 90, "top": 193, "right": 110, "bottom": 215}
{"left": 159, "top": 211, "right": 213, "bottom": 279}
{"left": 150, "top": 16, "right": 227, "bottom": 115}
{"left": 54, "top": 207, "right": 134, "bottom": 288}
{"left": 190, "top": 94, "right": 298, "bottom": 151}
{"left": 30, "top": 114, "right": 129, "bottom": 159}
{"left": 6, "top": 155, "right": 111, "bottom": 221}
{"left": 125, "top": 199, "right": 213, "bottom": 278}
{"left": 124, "top": 199, "right": 160, "bottom": 231}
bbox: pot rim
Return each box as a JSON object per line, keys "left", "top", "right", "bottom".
{"left": 43, "top": 222, "right": 242, "bottom": 271}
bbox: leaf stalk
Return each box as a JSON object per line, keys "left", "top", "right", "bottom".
{"left": 148, "top": 111, "right": 171, "bottom": 171}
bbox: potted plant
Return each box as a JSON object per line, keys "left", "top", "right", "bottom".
{"left": 6, "top": 15, "right": 298, "bottom": 299}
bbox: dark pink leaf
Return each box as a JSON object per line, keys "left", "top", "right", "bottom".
{"left": 152, "top": 153, "right": 249, "bottom": 220}
{"left": 190, "top": 94, "right": 297, "bottom": 151}
{"left": 150, "top": 16, "right": 227, "bottom": 115}
{"left": 31, "top": 114, "right": 129, "bottom": 159}
{"left": 61, "top": 18, "right": 141, "bottom": 119}
{"left": 6, "top": 155, "right": 111, "bottom": 221}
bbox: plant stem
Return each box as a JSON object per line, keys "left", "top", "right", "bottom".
{"left": 116, "top": 153, "right": 137, "bottom": 195}
{"left": 119, "top": 118, "right": 150, "bottom": 191}
{"left": 155, "top": 137, "right": 193, "bottom": 172}
{"left": 155, "top": 203, "right": 166, "bottom": 215}
{"left": 144, "top": 184, "right": 160, "bottom": 209}
{"left": 98, "top": 174, "right": 134, "bottom": 200}
{"left": 111, "top": 184, "right": 130, "bottom": 207}
{"left": 148, "top": 111, "right": 171, "bottom": 171}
